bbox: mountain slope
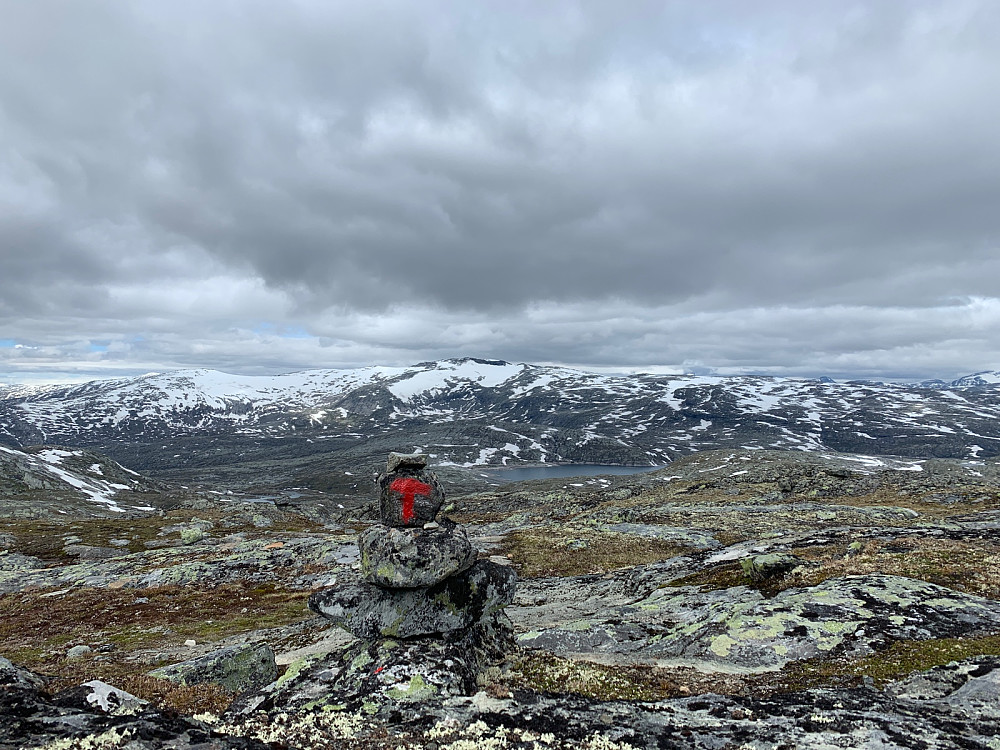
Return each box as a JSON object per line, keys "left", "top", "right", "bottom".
{"left": 2, "top": 360, "right": 999, "bottom": 486}
{"left": 0, "top": 443, "right": 163, "bottom": 515}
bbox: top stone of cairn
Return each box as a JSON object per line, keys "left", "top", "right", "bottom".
{"left": 378, "top": 453, "right": 444, "bottom": 528}
{"left": 386, "top": 452, "right": 428, "bottom": 473}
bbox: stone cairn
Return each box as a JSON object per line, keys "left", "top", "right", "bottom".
{"left": 308, "top": 452, "right": 516, "bottom": 641}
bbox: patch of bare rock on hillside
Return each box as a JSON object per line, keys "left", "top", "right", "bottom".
{"left": 2, "top": 449, "right": 1000, "bottom": 749}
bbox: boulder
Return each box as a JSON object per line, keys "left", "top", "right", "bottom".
{"left": 740, "top": 552, "right": 802, "bottom": 582}
{"left": 54, "top": 680, "right": 147, "bottom": 716}
{"left": 66, "top": 645, "right": 93, "bottom": 660}
{"left": 309, "top": 560, "right": 516, "bottom": 640}
{"left": 359, "top": 520, "right": 478, "bottom": 588}
{"left": 0, "top": 657, "right": 268, "bottom": 749}
{"left": 0, "top": 655, "right": 44, "bottom": 690}
{"left": 149, "top": 642, "right": 277, "bottom": 694}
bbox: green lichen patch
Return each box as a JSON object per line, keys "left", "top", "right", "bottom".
{"left": 499, "top": 528, "right": 690, "bottom": 578}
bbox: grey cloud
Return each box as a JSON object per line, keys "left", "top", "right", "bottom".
{"left": 2, "top": 1, "right": 1000, "bottom": 380}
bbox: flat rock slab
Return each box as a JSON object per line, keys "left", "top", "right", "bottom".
{"left": 149, "top": 642, "right": 277, "bottom": 694}
{"left": 309, "top": 560, "right": 516, "bottom": 639}
{"left": 359, "top": 521, "right": 477, "bottom": 588}
{"left": 519, "top": 573, "right": 1000, "bottom": 671}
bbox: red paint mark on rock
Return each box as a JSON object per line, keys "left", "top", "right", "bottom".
{"left": 390, "top": 477, "right": 432, "bottom": 523}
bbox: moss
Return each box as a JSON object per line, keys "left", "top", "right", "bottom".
{"left": 850, "top": 634, "right": 1000, "bottom": 685}
{"left": 766, "top": 633, "right": 1000, "bottom": 693}
{"left": 275, "top": 655, "right": 317, "bottom": 688}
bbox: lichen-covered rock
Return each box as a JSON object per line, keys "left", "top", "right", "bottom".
{"left": 53, "top": 680, "right": 147, "bottom": 716}
{"left": 228, "top": 615, "right": 514, "bottom": 718}
{"left": 519, "top": 574, "right": 1000, "bottom": 671}
{"left": 309, "top": 560, "right": 517, "bottom": 639}
{"left": 359, "top": 520, "right": 478, "bottom": 588}
{"left": 0, "top": 655, "right": 44, "bottom": 691}
{"left": 740, "top": 551, "right": 803, "bottom": 581}
{"left": 0, "top": 660, "right": 269, "bottom": 749}
{"left": 149, "top": 642, "right": 277, "bottom": 694}
{"left": 378, "top": 457, "right": 445, "bottom": 528}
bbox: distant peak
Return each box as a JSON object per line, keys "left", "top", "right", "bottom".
{"left": 416, "top": 358, "right": 512, "bottom": 368}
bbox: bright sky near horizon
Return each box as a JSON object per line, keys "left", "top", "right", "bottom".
{"left": 2, "top": 1, "right": 1000, "bottom": 385}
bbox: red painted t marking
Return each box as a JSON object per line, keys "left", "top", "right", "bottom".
{"left": 390, "top": 477, "right": 432, "bottom": 523}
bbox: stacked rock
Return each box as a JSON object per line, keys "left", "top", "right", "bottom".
{"left": 308, "top": 452, "right": 516, "bottom": 640}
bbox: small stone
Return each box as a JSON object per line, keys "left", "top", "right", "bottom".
{"left": 423, "top": 521, "right": 440, "bottom": 530}
{"left": 846, "top": 541, "right": 866, "bottom": 558}
{"left": 66, "top": 645, "right": 92, "bottom": 660}
{"left": 184, "top": 639, "right": 197, "bottom": 647}
{"left": 386, "top": 452, "right": 428, "bottom": 473}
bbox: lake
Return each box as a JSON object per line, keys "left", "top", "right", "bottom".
{"left": 483, "top": 464, "right": 667, "bottom": 481}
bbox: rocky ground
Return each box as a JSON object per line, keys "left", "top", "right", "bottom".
{"left": 3, "top": 448, "right": 1000, "bottom": 748}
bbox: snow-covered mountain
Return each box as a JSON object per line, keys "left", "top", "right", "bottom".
{"left": 2, "top": 359, "right": 999, "bottom": 478}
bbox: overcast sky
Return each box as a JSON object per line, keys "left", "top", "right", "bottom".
{"left": 2, "top": 1, "right": 1000, "bottom": 385}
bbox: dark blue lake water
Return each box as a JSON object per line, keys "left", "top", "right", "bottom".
{"left": 484, "top": 464, "right": 666, "bottom": 481}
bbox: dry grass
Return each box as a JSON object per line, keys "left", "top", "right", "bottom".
{"left": 0, "top": 508, "right": 324, "bottom": 563}
{"left": 786, "top": 537, "right": 1000, "bottom": 599}
{"left": 499, "top": 528, "right": 689, "bottom": 578}
{"left": 507, "top": 652, "right": 680, "bottom": 701}
{"left": 666, "top": 536, "right": 1000, "bottom": 600}
{"left": 0, "top": 581, "right": 310, "bottom": 712}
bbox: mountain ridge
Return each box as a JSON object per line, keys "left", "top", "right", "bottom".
{"left": 2, "top": 359, "right": 999, "bottom": 490}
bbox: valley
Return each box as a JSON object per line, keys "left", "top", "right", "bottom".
{"left": 3, "top": 361, "right": 1000, "bottom": 748}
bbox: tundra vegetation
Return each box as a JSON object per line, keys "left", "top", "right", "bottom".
{"left": 2, "top": 448, "right": 1000, "bottom": 748}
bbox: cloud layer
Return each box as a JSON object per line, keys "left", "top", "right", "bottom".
{"left": 3, "top": 1, "right": 999, "bottom": 383}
